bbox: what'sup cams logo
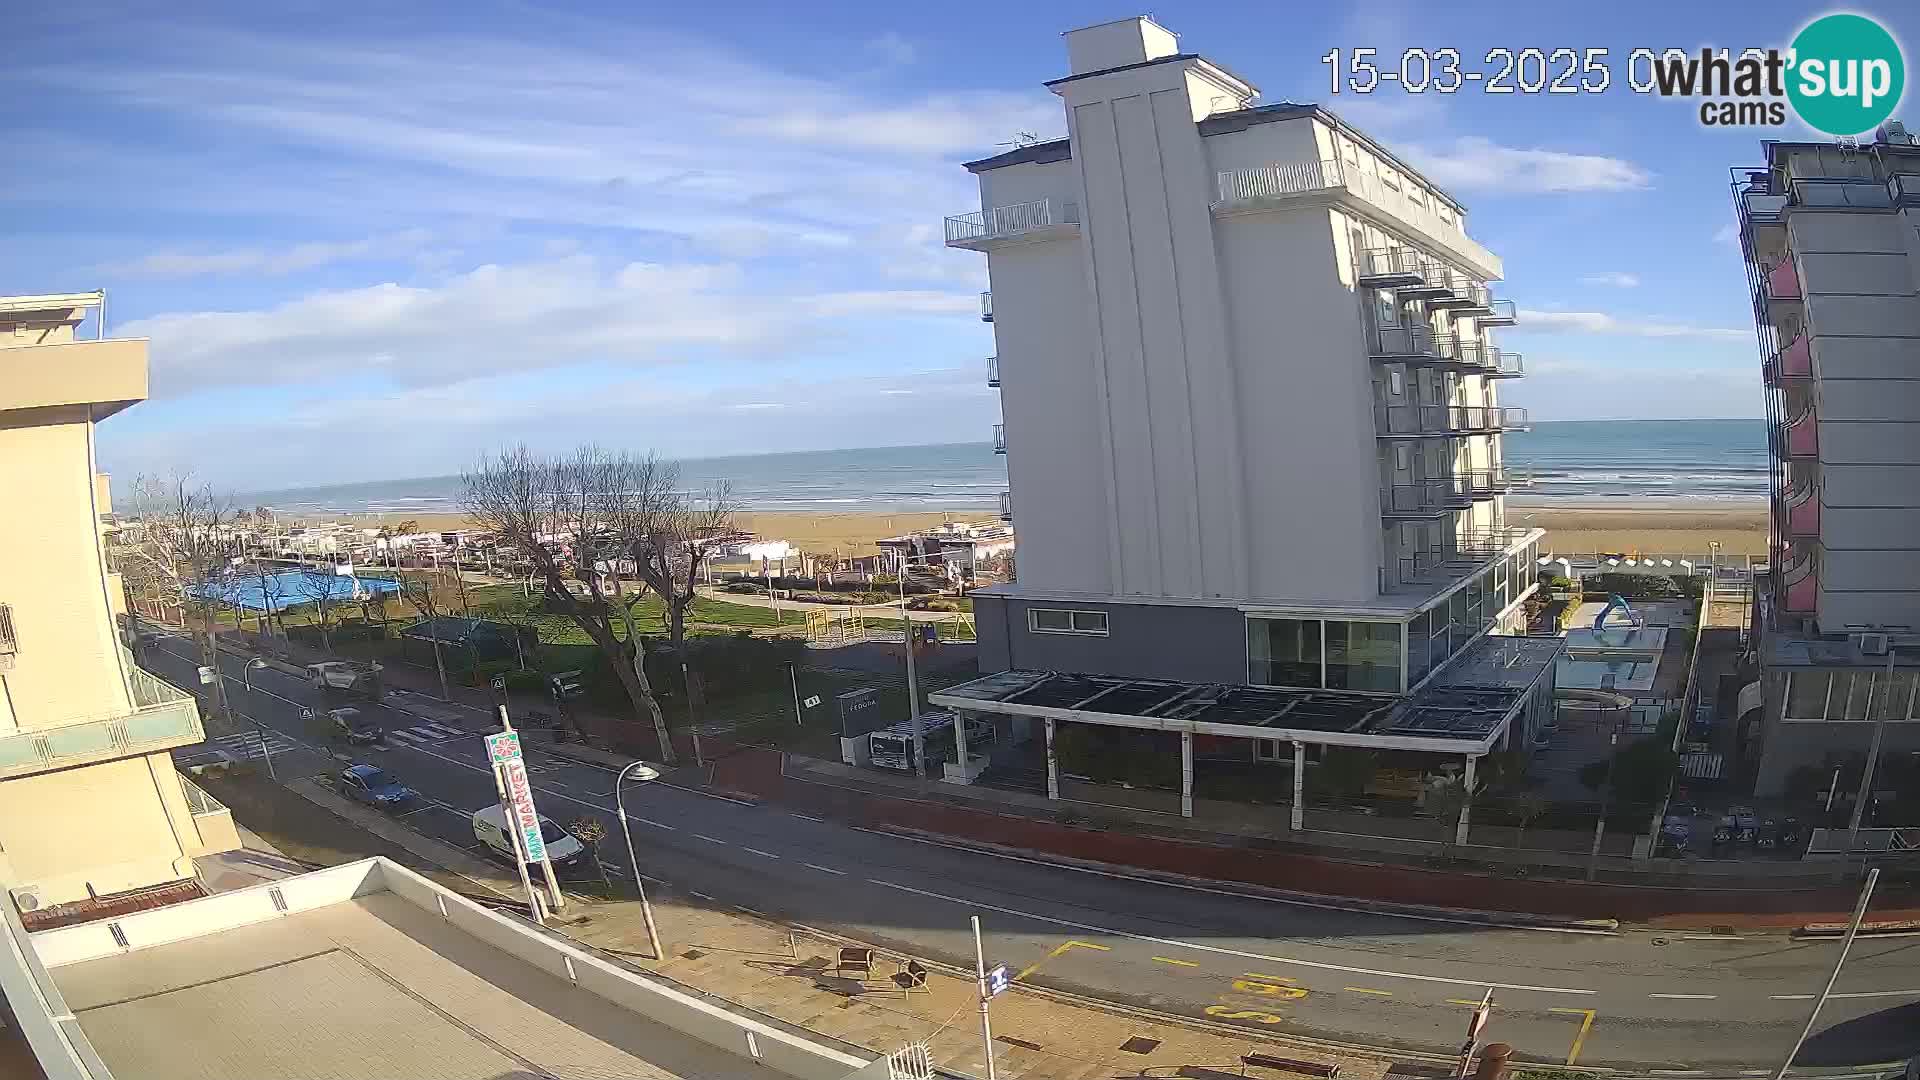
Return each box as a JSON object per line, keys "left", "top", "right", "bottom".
{"left": 1649, "top": 13, "right": 1905, "bottom": 135}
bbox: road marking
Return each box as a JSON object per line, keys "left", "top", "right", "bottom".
{"left": 741, "top": 847, "right": 781, "bottom": 859}
{"left": 693, "top": 834, "right": 728, "bottom": 845}
{"left": 1770, "top": 994, "right": 1815, "bottom": 1001}
{"left": 803, "top": 863, "right": 846, "bottom": 876}
{"left": 1244, "top": 973, "right": 1296, "bottom": 983}
{"left": 791, "top": 813, "right": 825, "bottom": 824}
{"left": 690, "top": 891, "right": 716, "bottom": 901}
{"left": 1550, "top": 1007, "right": 1597, "bottom": 1065}
{"left": 866, "top": 879, "right": 1595, "bottom": 995}
{"left": 1014, "top": 939, "right": 1111, "bottom": 983}
{"left": 850, "top": 825, "right": 1614, "bottom": 936}
{"left": 1153, "top": 956, "right": 1200, "bottom": 968}
{"left": 1344, "top": 987, "right": 1393, "bottom": 996}
{"left": 1830, "top": 988, "right": 1920, "bottom": 1000}
{"left": 1648, "top": 993, "right": 1718, "bottom": 1000}
{"left": 627, "top": 816, "right": 676, "bottom": 831}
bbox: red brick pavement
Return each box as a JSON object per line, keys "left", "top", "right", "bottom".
{"left": 707, "top": 748, "right": 1918, "bottom": 929}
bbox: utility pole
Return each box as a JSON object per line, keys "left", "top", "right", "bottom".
{"left": 972, "top": 916, "right": 998, "bottom": 1080}
{"left": 1844, "top": 651, "right": 1898, "bottom": 857}
{"left": 1775, "top": 868, "right": 1877, "bottom": 1079}
{"left": 789, "top": 662, "right": 803, "bottom": 727}
{"left": 900, "top": 551, "right": 925, "bottom": 782}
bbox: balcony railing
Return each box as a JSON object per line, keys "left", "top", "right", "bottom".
{"left": 1484, "top": 348, "right": 1524, "bottom": 378}
{"left": 992, "top": 423, "right": 1006, "bottom": 454}
{"left": 980, "top": 291, "right": 993, "bottom": 323}
{"left": 986, "top": 355, "right": 1000, "bottom": 387}
{"left": 1382, "top": 478, "right": 1472, "bottom": 517}
{"left": 1783, "top": 408, "right": 1819, "bottom": 457}
{"left": 999, "top": 491, "right": 1012, "bottom": 521}
{"left": 1423, "top": 267, "right": 1478, "bottom": 308}
{"left": 945, "top": 199, "right": 1081, "bottom": 248}
{"left": 1370, "top": 325, "right": 1457, "bottom": 361}
{"left": 0, "top": 664, "right": 202, "bottom": 781}
{"left": 1214, "top": 158, "right": 1500, "bottom": 277}
{"left": 0, "top": 602, "right": 13, "bottom": 671}
{"left": 1467, "top": 467, "right": 1531, "bottom": 496}
{"left": 1781, "top": 548, "right": 1818, "bottom": 613}
{"left": 1375, "top": 404, "right": 1528, "bottom": 436}
{"left": 1357, "top": 246, "right": 1434, "bottom": 287}
{"left": 1766, "top": 257, "right": 1802, "bottom": 301}
{"left": 180, "top": 772, "right": 226, "bottom": 816}
{"left": 1765, "top": 334, "right": 1811, "bottom": 385}
{"left": 1784, "top": 486, "right": 1821, "bottom": 537}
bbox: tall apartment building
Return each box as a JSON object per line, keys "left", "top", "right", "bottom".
{"left": 952, "top": 18, "right": 1541, "bottom": 698}
{"left": 0, "top": 292, "right": 236, "bottom": 919}
{"left": 1733, "top": 134, "right": 1920, "bottom": 797}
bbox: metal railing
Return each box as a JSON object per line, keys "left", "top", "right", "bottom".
{"left": 1358, "top": 246, "right": 1433, "bottom": 282}
{"left": 179, "top": 772, "right": 227, "bottom": 816}
{"left": 1466, "top": 466, "right": 1531, "bottom": 494}
{"left": 1382, "top": 478, "right": 1471, "bottom": 514}
{"left": 1216, "top": 158, "right": 1500, "bottom": 274}
{"left": 1480, "top": 298, "right": 1517, "bottom": 324}
{"left": 1371, "top": 325, "right": 1446, "bottom": 357}
{"left": 985, "top": 355, "right": 999, "bottom": 386}
{"left": 999, "top": 491, "right": 1012, "bottom": 521}
{"left": 0, "top": 691, "right": 202, "bottom": 780}
{"left": 979, "top": 291, "right": 993, "bottom": 322}
{"left": 992, "top": 423, "right": 1006, "bottom": 453}
{"left": 1375, "top": 404, "right": 1526, "bottom": 435}
{"left": 944, "top": 198, "right": 1080, "bottom": 245}
{"left": 0, "top": 602, "right": 14, "bottom": 668}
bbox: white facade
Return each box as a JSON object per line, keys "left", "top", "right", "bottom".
{"left": 951, "top": 18, "right": 1538, "bottom": 693}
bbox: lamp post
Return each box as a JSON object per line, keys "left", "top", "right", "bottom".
{"left": 615, "top": 760, "right": 665, "bottom": 960}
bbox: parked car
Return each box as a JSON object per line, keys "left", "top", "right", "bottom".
{"left": 470, "top": 804, "right": 587, "bottom": 869}
{"left": 339, "top": 765, "right": 417, "bottom": 810}
{"left": 330, "top": 707, "right": 383, "bottom": 746}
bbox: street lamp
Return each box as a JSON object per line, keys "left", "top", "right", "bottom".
{"left": 615, "top": 760, "right": 665, "bottom": 960}
{"left": 243, "top": 657, "right": 268, "bottom": 691}
{"left": 892, "top": 549, "right": 951, "bottom": 782}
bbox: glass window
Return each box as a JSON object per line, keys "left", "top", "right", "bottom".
{"left": 1466, "top": 577, "right": 1483, "bottom": 628}
{"left": 1071, "top": 611, "right": 1108, "bottom": 634}
{"left": 1408, "top": 611, "right": 1432, "bottom": 684}
{"left": 1448, "top": 589, "right": 1468, "bottom": 647}
{"left": 1030, "top": 608, "right": 1108, "bottom": 636}
{"left": 1031, "top": 609, "right": 1071, "bottom": 632}
{"left": 1838, "top": 673, "right": 1876, "bottom": 719}
{"left": 1785, "top": 672, "right": 1830, "bottom": 719}
{"left": 1250, "top": 618, "right": 1321, "bottom": 688}
{"left": 1326, "top": 620, "right": 1402, "bottom": 692}
{"left": 1876, "top": 672, "right": 1918, "bottom": 720}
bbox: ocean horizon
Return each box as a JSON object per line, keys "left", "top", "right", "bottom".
{"left": 237, "top": 419, "right": 1769, "bottom": 516}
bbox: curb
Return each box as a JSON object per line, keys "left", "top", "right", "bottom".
{"left": 874, "top": 824, "right": 1621, "bottom": 934}
{"left": 1794, "top": 919, "right": 1920, "bottom": 939}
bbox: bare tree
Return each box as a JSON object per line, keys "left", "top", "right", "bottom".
{"left": 247, "top": 560, "right": 291, "bottom": 640}
{"left": 463, "top": 445, "right": 677, "bottom": 763}
{"left": 387, "top": 572, "right": 452, "bottom": 700}
{"left": 622, "top": 458, "right": 736, "bottom": 727}
{"left": 292, "top": 568, "right": 348, "bottom": 654}
{"left": 118, "top": 474, "right": 240, "bottom": 721}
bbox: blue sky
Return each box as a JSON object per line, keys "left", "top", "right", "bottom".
{"left": 4, "top": 0, "right": 1911, "bottom": 489}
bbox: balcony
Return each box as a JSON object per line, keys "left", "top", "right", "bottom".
{"left": 945, "top": 198, "right": 1081, "bottom": 251}
{"left": 1450, "top": 284, "right": 1517, "bottom": 325}
{"left": 1356, "top": 247, "right": 1434, "bottom": 289}
{"left": 1370, "top": 326, "right": 1472, "bottom": 370}
{"left": 1484, "top": 348, "right": 1524, "bottom": 378}
{"left": 999, "top": 490, "right": 1013, "bottom": 521}
{"left": 992, "top": 423, "right": 1006, "bottom": 454}
{"left": 1766, "top": 257, "right": 1802, "bottom": 301}
{"left": 1764, "top": 334, "right": 1811, "bottom": 385}
{"left": 0, "top": 602, "right": 13, "bottom": 671}
{"left": 1783, "top": 408, "right": 1819, "bottom": 458}
{"left": 1784, "top": 486, "right": 1821, "bottom": 537}
{"left": 1781, "top": 549, "right": 1818, "bottom": 613}
{"left": 980, "top": 291, "right": 993, "bottom": 323}
{"left": 1467, "top": 467, "right": 1531, "bottom": 498}
{"left": 1375, "top": 404, "right": 1528, "bottom": 437}
{"left": 1381, "top": 478, "right": 1472, "bottom": 519}
{"left": 179, "top": 772, "right": 241, "bottom": 857}
{"left": 1214, "top": 158, "right": 1502, "bottom": 279}
{"left": 1422, "top": 268, "right": 1478, "bottom": 309}
{"left": 1391, "top": 526, "right": 1538, "bottom": 592}
{"left": 0, "top": 662, "right": 203, "bottom": 781}
{"left": 986, "top": 355, "right": 1000, "bottom": 387}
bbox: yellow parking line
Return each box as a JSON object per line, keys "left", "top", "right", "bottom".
{"left": 1014, "top": 939, "right": 1111, "bottom": 983}
{"left": 1242, "top": 972, "right": 1296, "bottom": 982}
{"left": 1152, "top": 956, "right": 1200, "bottom": 967}
{"left": 1344, "top": 987, "right": 1393, "bottom": 996}
{"left": 1550, "top": 1007, "right": 1597, "bottom": 1065}
{"left": 1447, "top": 998, "right": 1497, "bottom": 1007}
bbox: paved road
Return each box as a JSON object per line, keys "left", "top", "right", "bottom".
{"left": 140, "top": 635, "right": 1920, "bottom": 1071}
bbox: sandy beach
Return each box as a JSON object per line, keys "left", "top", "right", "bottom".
{"left": 315, "top": 501, "right": 1767, "bottom": 560}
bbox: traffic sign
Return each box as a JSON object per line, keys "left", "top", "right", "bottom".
{"left": 299, "top": 707, "right": 315, "bottom": 721}
{"left": 983, "top": 963, "right": 1010, "bottom": 999}
{"left": 491, "top": 675, "right": 508, "bottom": 692}
{"left": 803, "top": 695, "right": 822, "bottom": 709}
{"left": 485, "top": 731, "right": 546, "bottom": 863}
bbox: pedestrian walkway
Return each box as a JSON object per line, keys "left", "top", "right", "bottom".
{"left": 385, "top": 721, "right": 469, "bottom": 746}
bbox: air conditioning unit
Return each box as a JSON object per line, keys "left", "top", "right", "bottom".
{"left": 9, "top": 884, "right": 45, "bottom": 912}
{"left": 1856, "top": 632, "right": 1891, "bottom": 656}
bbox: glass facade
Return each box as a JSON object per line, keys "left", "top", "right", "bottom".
{"left": 1248, "top": 618, "right": 1322, "bottom": 688}
{"left": 1326, "top": 620, "right": 1402, "bottom": 692}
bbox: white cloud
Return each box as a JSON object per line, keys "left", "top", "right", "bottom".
{"left": 1409, "top": 136, "right": 1650, "bottom": 194}
{"left": 1512, "top": 359, "right": 1761, "bottom": 420}
{"left": 116, "top": 255, "right": 977, "bottom": 394}
{"left": 1578, "top": 272, "right": 1640, "bottom": 288}
{"left": 1515, "top": 309, "right": 1748, "bottom": 341}
{"left": 1713, "top": 223, "right": 1741, "bottom": 248}
{"left": 102, "top": 230, "right": 432, "bottom": 278}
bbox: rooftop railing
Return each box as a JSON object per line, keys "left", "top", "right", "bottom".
{"left": 1215, "top": 158, "right": 1500, "bottom": 276}
{"left": 945, "top": 198, "right": 1080, "bottom": 246}
{"left": 992, "top": 423, "right": 1006, "bottom": 453}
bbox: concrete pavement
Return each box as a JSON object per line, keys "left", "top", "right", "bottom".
{"left": 139, "top": 629, "right": 1920, "bottom": 1072}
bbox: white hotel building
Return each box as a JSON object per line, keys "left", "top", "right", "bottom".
{"left": 951, "top": 18, "right": 1541, "bottom": 701}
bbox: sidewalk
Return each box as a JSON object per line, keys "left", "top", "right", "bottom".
{"left": 695, "top": 584, "right": 966, "bottom": 624}
{"left": 218, "top": 767, "right": 1401, "bottom": 1080}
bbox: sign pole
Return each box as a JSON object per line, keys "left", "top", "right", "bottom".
{"left": 488, "top": 716, "right": 566, "bottom": 913}
{"left": 489, "top": 753, "right": 544, "bottom": 926}
{"left": 790, "top": 663, "right": 803, "bottom": 727}
{"left": 1775, "top": 868, "right": 1878, "bottom": 1080}
{"left": 500, "top": 706, "right": 567, "bottom": 911}
{"left": 972, "top": 915, "right": 998, "bottom": 1080}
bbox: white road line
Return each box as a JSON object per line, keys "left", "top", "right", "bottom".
{"left": 1830, "top": 988, "right": 1920, "bottom": 1000}
{"left": 626, "top": 816, "right": 676, "bottom": 831}
{"left": 866, "top": 878, "right": 1596, "bottom": 996}
{"left": 693, "top": 834, "right": 728, "bottom": 845}
{"left": 850, "top": 826, "right": 1616, "bottom": 937}
{"left": 690, "top": 891, "right": 716, "bottom": 901}
{"left": 1647, "top": 993, "right": 1718, "bottom": 1000}
{"left": 741, "top": 847, "right": 781, "bottom": 860}
{"left": 791, "top": 813, "right": 825, "bottom": 824}
{"left": 1770, "top": 994, "right": 1815, "bottom": 1001}
{"left": 803, "top": 863, "right": 846, "bottom": 876}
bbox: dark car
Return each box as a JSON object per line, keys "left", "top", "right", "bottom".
{"left": 339, "top": 765, "right": 416, "bottom": 810}
{"left": 330, "top": 708, "right": 383, "bottom": 745}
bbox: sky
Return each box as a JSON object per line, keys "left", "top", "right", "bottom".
{"left": 4, "top": 0, "right": 1911, "bottom": 489}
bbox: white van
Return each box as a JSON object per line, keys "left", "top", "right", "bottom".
{"left": 470, "top": 804, "right": 587, "bottom": 868}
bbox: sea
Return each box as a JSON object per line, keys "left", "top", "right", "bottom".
{"left": 238, "top": 419, "right": 1768, "bottom": 516}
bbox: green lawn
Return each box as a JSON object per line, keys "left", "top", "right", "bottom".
{"left": 466, "top": 584, "right": 780, "bottom": 645}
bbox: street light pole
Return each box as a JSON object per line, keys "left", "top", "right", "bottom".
{"left": 972, "top": 915, "right": 998, "bottom": 1080}
{"left": 899, "top": 555, "right": 925, "bottom": 781}
{"left": 1775, "top": 868, "right": 1878, "bottom": 1079}
{"left": 615, "top": 760, "right": 665, "bottom": 960}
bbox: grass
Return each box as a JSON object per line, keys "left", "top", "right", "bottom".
{"left": 464, "top": 585, "right": 781, "bottom": 644}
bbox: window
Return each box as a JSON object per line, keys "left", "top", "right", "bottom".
{"left": 1408, "top": 610, "right": 1432, "bottom": 684}
{"left": 1393, "top": 444, "right": 1409, "bottom": 471}
{"left": 1389, "top": 370, "right": 1405, "bottom": 398}
{"left": 1029, "top": 608, "right": 1107, "bottom": 636}
{"left": 1325, "top": 620, "right": 1402, "bottom": 693}
{"left": 1249, "top": 618, "right": 1322, "bottom": 688}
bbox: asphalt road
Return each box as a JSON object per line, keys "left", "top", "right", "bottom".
{"left": 140, "top": 634, "right": 1920, "bottom": 1071}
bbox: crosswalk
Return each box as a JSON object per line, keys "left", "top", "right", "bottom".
{"left": 386, "top": 722, "right": 468, "bottom": 746}
{"left": 177, "top": 730, "right": 307, "bottom": 767}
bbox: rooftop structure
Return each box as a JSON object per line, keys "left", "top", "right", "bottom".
{"left": 7, "top": 857, "right": 872, "bottom": 1079}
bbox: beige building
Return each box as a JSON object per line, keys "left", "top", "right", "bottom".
{"left": 0, "top": 291, "right": 236, "bottom": 919}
